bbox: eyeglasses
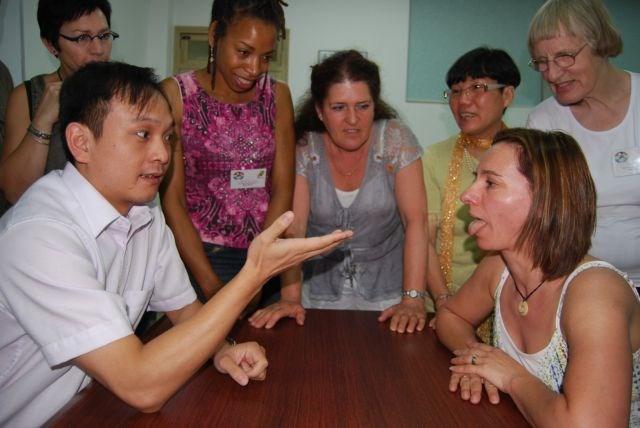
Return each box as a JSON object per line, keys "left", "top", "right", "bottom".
{"left": 59, "top": 31, "right": 119, "bottom": 46}
{"left": 528, "top": 44, "right": 587, "bottom": 72}
{"left": 443, "top": 83, "right": 506, "bottom": 101}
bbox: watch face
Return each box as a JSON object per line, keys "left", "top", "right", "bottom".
{"left": 404, "top": 290, "right": 426, "bottom": 298}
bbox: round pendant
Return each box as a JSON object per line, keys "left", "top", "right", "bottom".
{"left": 518, "top": 301, "right": 528, "bottom": 316}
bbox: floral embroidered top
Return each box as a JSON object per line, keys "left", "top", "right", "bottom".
{"left": 174, "top": 72, "right": 276, "bottom": 249}
{"left": 493, "top": 261, "right": 640, "bottom": 426}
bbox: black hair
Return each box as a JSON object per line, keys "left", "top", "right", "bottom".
{"left": 446, "top": 47, "right": 521, "bottom": 88}
{"left": 38, "top": 0, "right": 112, "bottom": 50}
{"left": 295, "top": 50, "right": 397, "bottom": 140}
{"left": 60, "top": 61, "right": 165, "bottom": 161}
{"left": 211, "top": 0, "right": 287, "bottom": 39}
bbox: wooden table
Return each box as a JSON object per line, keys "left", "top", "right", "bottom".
{"left": 47, "top": 310, "right": 528, "bottom": 427}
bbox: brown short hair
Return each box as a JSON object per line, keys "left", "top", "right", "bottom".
{"left": 528, "top": 0, "right": 622, "bottom": 58}
{"left": 493, "top": 128, "right": 596, "bottom": 280}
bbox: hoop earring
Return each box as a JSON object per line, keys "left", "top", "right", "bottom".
{"left": 208, "top": 45, "right": 215, "bottom": 74}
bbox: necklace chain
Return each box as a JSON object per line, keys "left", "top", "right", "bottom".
{"left": 327, "top": 144, "right": 368, "bottom": 177}
{"left": 331, "top": 158, "right": 363, "bottom": 176}
{"left": 513, "top": 277, "right": 546, "bottom": 316}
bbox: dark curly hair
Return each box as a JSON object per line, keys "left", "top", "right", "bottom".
{"left": 295, "top": 50, "right": 397, "bottom": 140}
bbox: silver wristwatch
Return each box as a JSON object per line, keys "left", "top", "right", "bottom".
{"left": 402, "top": 289, "right": 427, "bottom": 299}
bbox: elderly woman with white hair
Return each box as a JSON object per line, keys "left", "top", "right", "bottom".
{"left": 526, "top": 0, "right": 640, "bottom": 286}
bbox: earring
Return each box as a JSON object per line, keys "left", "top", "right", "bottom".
{"left": 208, "top": 45, "right": 215, "bottom": 74}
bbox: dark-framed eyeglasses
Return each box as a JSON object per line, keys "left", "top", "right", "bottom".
{"left": 59, "top": 31, "right": 120, "bottom": 46}
{"left": 443, "top": 82, "right": 506, "bottom": 101}
{"left": 528, "top": 43, "right": 588, "bottom": 72}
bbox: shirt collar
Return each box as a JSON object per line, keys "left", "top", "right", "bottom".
{"left": 61, "top": 163, "right": 153, "bottom": 238}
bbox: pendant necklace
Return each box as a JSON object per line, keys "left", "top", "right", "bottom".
{"left": 332, "top": 161, "right": 362, "bottom": 177}
{"left": 513, "top": 277, "right": 546, "bottom": 316}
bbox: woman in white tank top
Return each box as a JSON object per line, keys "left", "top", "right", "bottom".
{"left": 436, "top": 128, "right": 640, "bottom": 427}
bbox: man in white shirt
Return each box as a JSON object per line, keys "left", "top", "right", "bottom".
{"left": 0, "top": 61, "right": 350, "bottom": 427}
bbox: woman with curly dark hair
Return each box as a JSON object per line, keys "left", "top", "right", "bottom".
{"left": 250, "top": 50, "right": 428, "bottom": 333}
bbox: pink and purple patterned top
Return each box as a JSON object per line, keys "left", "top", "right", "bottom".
{"left": 174, "top": 72, "right": 276, "bottom": 249}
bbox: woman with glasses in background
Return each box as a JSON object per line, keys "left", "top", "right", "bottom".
{"left": 526, "top": 0, "right": 640, "bottom": 287}
{"left": 0, "top": 0, "right": 116, "bottom": 214}
{"left": 423, "top": 47, "right": 520, "bottom": 341}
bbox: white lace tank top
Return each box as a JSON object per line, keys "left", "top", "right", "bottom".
{"left": 493, "top": 261, "right": 640, "bottom": 426}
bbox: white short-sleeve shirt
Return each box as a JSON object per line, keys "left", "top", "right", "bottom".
{"left": 0, "top": 164, "right": 197, "bottom": 427}
{"left": 526, "top": 72, "right": 640, "bottom": 284}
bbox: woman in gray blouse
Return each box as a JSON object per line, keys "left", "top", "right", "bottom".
{"left": 250, "top": 50, "right": 428, "bottom": 333}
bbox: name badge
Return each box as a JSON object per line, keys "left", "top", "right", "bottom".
{"left": 612, "top": 148, "right": 640, "bottom": 177}
{"left": 230, "top": 168, "right": 267, "bottom": 189}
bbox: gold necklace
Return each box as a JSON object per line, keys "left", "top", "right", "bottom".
{"left": 331, "top": 156, "right": 364, "bottom": 176}
{"left": 327, "top": 143, "right": 368, "bottom": 177}
{"left": 462, "top": 148, "right": 476, "bottom": 173}
{"left": 513, "top": 278, "right": 546, "bottom": 316}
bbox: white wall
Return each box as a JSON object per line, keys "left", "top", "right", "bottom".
{"left": 4, "top": 0, "right": 532, "bottom": 147}
{"left": 165, "top": 0, "right": 531, "bottom": 146}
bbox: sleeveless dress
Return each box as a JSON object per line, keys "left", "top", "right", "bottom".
{"left": 493, "top": 261, "right": 640, "bottom": 426}
{"left": 173, "top": 72, "right": 276, "bottom": 250}
{"left": 172, "top": 72, "right": 277, "bottom": 297}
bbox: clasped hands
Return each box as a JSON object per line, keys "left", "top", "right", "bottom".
{"left": 449, "top": 341, "right": 530, "bottom": 405}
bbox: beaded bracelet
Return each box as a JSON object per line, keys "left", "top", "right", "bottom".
{"left": 27, "top": 124, "right": 52, "bottom": 146}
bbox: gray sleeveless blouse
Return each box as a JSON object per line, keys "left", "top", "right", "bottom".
{"left": 297, "top": 119, "right": 423, "bottom": 301}
{"left": 26, "top": 74, "right": 67, "bottom": 173}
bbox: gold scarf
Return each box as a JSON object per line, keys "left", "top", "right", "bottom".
{"left": 438, "top": 128, "right": 502, "bottom": 291}
{"left": 439, "top": 128, "right": 503, "bottom": 344}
